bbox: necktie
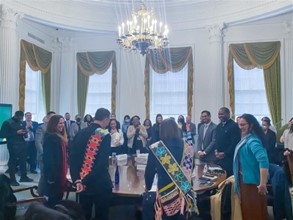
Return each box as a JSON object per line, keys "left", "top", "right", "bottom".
{"left": 203, "top": 124, "right": 208, "bottom": 139}
{"left": 202, "top": 124, "right": 208, "bottom": 150}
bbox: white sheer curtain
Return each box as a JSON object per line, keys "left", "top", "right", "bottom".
{"left": 85, "top": 65, "right": 112, "bottom": 116}
{"left": 25, "top": 64, "right": 45, "bottom": 123}
{"left": 150, "top": 64, "right": 188, "bottom": 122}
{"left": 234, "top": 60, "right": 271, "bottom": 121}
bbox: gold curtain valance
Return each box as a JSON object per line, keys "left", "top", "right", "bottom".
{"left": 145, "top": 47, "right": 194, "bottom": 118}
{"left": 20, "top": 40, "right": 52, "bottom": 74}
{"left": 227, "top": 41, "right": 281, "bottom": 128}
{"left": 76, "top": 51, "right": 117, "bottom": 116}
{"left": 19, "top": 40, "right": 52, "bottom": 112}
{"left": 77, "top": 51, "right": 115, "bottom": 76}
{"left": 229, "top": 41, "right": 280, "bottom": 70}
{"left": 147, "top": 47, "right": 193, "bottom": 73}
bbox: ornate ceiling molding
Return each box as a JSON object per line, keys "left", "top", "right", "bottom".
{"left": 2, "top": 0, "right": 292, "bottom": 33}
{"left": 0, "top": 5, "right": 23, "bottom": 29}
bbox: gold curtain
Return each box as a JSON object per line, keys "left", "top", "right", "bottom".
{"left": 227, "top": 41, "right": 281, "bottom": 127}
{"left": 19, "top": 40, "right": 52, "bottom": 112}
{"left": 144, "top": 47, "right": 194, "bottom": 119}
{"left": 76, "top": 51, "right": 117, "bottom": 117}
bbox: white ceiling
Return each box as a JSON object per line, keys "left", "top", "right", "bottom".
{"left": 3, "top": 0, "right": 293, "bottom": 33}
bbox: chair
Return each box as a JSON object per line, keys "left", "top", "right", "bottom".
{"left": 267, "top": 164, "right": 293, "bottom": 220}
{"left": 23, "top": 200, "right": 86, "bottom": 220}
{"left": 14, "top": 185, "right": 47, "bottom": 205}
{"left": 210, "top": 176, "right": 242, "bottom": 220}
{"left": 0, "top": 174, "right": 46, "bottom": 220}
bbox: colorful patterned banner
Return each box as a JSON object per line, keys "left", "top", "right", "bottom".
{"left": 79, "top": 128, "right": 109, "bottom": 180}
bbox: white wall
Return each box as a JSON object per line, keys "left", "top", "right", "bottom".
{"left": 0, "top": 6, "right": 292, "bottom": 126}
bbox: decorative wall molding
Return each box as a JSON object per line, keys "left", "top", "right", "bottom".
{"left": 283, "top": 21, "right": 293, "bottom": 35}
{"left": 0, "top": 6, "right": 22, "bottom": 29}
{"left": 52, "top": 37, "right": 73, "bottom": 52}
{"left": 207, "top": 23, "right": 224, "bottom": 43}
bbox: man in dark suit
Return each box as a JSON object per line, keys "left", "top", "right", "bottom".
{"left": 23, "top": 112, "right": 39, "bottom": 174}
{"left": 64, "top": 112, "right": 75, "bottom": 139}
{"left": 196, "top": 110, "right": 217, "bottom": 162}
{"left": 0, "top": 111, "right": 33, "bottom": 186}
{"left": 214, "top": 107, "right": 241, "bottom": 177}
{"left": 186, "top": 115, "right": 196, "bottom": 144}
{"left": 70, "top": 108, "right": 112, "bottom": 220}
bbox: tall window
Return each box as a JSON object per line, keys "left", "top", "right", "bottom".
{"left": 25, "top": 63, "right": 45, "bottom": 122}
{"left": 150, "top": 64, "right": 188, "bottom": 122}
{"left": 234, "top": 60, "right": 271, "bottom": 121}
{"left": 85, "top": 65, "right": 112, "bottom": 116}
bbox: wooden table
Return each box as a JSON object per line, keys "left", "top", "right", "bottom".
{"left": 109, "top": 164, "right": 145, "bottom": 197}
{"left": 192, "top": 161, "right": 227, "bottom": 192}
{"left": 109, "top": 156, "right": 226, "bottom": 197}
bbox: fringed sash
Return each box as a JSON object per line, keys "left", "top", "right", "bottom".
{"left": 79, "top": 128, "right": 109, "bottom": 180}
{"left": 150, "top": 141, "right": 199, "bottom": 216}
{"left": 182, "top": 131, "right": 194, "bottom": 181}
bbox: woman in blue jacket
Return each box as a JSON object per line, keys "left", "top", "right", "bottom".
{"left": 233, "top": 113, "right": 269, "bottom": 220}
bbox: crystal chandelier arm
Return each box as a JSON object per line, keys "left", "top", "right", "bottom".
{"left": 117, "top": 2, "right": 169, "bottom": 55}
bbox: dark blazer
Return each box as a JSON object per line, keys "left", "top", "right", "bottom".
{"left": 0, "top": 117, "right": 26, "bottom": 145}
{"left": 23, "top": 120, "right": 39, "bottom": 141}
{"left": 64, "top": 120, "right": 75, "bottom": 138}
{"left": 215, "top": 119, "right": 241, "bottom": 176}
{"left": 69, "top": 123, "right": 112, "bottom": 194}
{"left": 43, "top": 133, "right": 64, "bottom": 196}
{"left": 187, "top": 122, "right": 196, "bottom": 143}
{"left": 197, "top": 122, "right": 217, "bottom": 162}
{"left": 23, "top": 121, "right": 38, "bottom": 134}
{"left": 151, "top": 123, "right": 160, "bottom": 144}
{"left": 263, "top": 129, "right": 280, "bottom": 164}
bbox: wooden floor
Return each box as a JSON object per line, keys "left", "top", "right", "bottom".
{"left": 0, "top": 166, "right": 286, "bottom": 220}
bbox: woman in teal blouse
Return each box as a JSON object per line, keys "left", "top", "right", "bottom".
{"left": 233, "top": 113, "right": 269, "bottom": 220}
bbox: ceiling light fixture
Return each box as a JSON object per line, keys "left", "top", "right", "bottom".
{"left": 117, "top": 2, "right": 169, "bottom": 55}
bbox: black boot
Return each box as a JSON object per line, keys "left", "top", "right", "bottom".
{"left": 9, "top": 174, "right": 20, "bottom": 186}
{"left": 19, "top": 176, "right": 34, "bottom": 182}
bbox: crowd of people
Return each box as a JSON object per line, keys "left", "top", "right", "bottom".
{"left": 0, "top": 107, "right": 293, "bottom": 220}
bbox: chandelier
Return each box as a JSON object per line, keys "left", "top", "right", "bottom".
{"left": 117, "top": 2, "right": 169, "bottom": 55}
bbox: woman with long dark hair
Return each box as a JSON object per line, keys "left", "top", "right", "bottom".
{"left": 83, "top": 114, "right": 93, "bottom": 127}
{"left": 233, "top": 113, "right": 269, "bottom": 220}
{"left": 145, "top": 118, "right": 186, "bottom": 219}
{"left": 151, "top": 114, "right": 163, "bottom": 144}
{"left": 108, "top": 119, "right": 124, "bottom": 155}
{"left": 143, "top": 119, "right": 152, "bottom": 147}
{"left": 127, "top": 115, "right": 148, "bottom": 154}
{"left": 177, "top": 115, "right": 187, "bottom": 138}
{"left": 43, "top": 115, "right": 68, "bottom": 207}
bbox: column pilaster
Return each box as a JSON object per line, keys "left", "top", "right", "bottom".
{"left": 0, "top": 6, "right": 22, "bottom": 111}
{"left": 206, "top": 23, "right": 225, "bottom": 114}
